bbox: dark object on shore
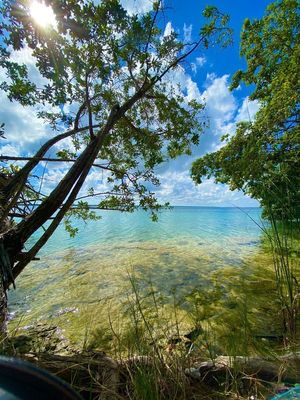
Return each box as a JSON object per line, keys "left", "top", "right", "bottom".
{"left": 0, "top": 356, "right": 82, "bottom": 399}
{"left": 168, "top": 327, "right": 203, "bottom": 346}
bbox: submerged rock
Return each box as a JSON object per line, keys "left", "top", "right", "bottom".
{"left": 3, "top": 323, "right": 70, "bottom": 355}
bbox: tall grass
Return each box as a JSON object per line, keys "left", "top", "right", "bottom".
{"left": 264, "top": 189, "right": 300, "bottom": 345}
{"left": 86, "top": 265, "right": 287, "bottom": 399}
{"left": 269, "top": 219, "right": 299, "bottom": 344}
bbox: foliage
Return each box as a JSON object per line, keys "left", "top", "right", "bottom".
{"left": 0, "top": 0, "right": 231, "bottom": 287}
{"left": 191, "top": 0, "right": 300, "bottom": 220}
{"left": 191, "top": 0, "right": 300, "bottom": 342}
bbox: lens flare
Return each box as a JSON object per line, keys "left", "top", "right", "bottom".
{"left": 29, "top": 1, "right": 56, "bottom": 28}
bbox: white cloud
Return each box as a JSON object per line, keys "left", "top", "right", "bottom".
{"left": 161, "top": 72, "right": 237, "bottom": 138}
{"left": 235, "top": 97, "right": 260, "bottom": 123}
{"left": 9, "top": 46, "right": 48, "bottom": 87}
{"left": 190, "top": 57, "right": 206, "bottom": 75}
{"left": 0, "top": 94, "right": 50, "bottom": 156}
{"left": 200, "top": 76, "right": 261, "bottom": 153}
{"left": 0, "top": 143, "right": 20, "bottom": 157}
{"left": 196, "top": 56, "right": 206, "bottom": 67}
{"left": 191, "top": 63, "right": 197, "bottom": 74}
{"left": 151, "top": 73, "right": 261, "bottom": 207}
{"left": 163, "top": 21, "right": 173, "bottom": 37}
{"left": 156, "top": 170, "right": 258, "bottom": 207}
{"left": 200, "top": 75, "right": 237, "bottom": 154}
{"left": 120, "top": 0, "right": 153, "bottom": 15}
{"left": 202, "top": 74, "right": 236, "bottom": 123}
{"left": 0, "top": 46, "right": 60, "bottom": 156}
{"left": 183, "top": 23, "right": 192, "bottom": 42}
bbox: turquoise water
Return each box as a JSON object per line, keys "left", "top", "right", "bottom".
{"left": 29, "top": 206, "right": 263, "bottom": 253}
{"left": 8, "top": 206, "right": 266, "bottom": 340}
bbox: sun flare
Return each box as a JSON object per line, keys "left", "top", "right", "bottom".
{"left": 29, "top": 1, "right": 56, "bottom": 28}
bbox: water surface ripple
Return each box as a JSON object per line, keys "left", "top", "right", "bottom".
{"left": 8, "top": 207, "right": 265, "bottom": 341}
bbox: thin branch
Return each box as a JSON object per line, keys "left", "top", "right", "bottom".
{"left": 31, "top": 159, "right": 48, "bottom": 212}
{"left": 74, "top": 101, "right": 86, "bottom": 131}
{"left": 14, "top": 104, "right": 122, "bottom": 244}
{"left": 15, "top": 191, "right": 125, "bottom": 205}
{"left": 122, "top": 115, "right": 144, "bottom": 135}
{"left": 85, "top": 72, "right": 95, "bottom": 140}
{"left": 144, "top": 0, "right": 161, "bottom": 77}
{"left": 0, "top": 121, "right": 102, "bottom": 223}
{"left": 75, "top": 191, "right": 125, "bottom": 201}
{"left": 8, "top": 213, "right": 28, "bottom": 218}
{"left": 0, "top": 156, "right": 112, "bottom": 170}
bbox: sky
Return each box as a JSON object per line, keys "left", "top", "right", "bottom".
{"left": 0, "top": 0, "right": 272, "bottom": 208}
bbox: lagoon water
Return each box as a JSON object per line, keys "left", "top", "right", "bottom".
{"left": 8, "top": 207, "right": 266, "bottom": 342}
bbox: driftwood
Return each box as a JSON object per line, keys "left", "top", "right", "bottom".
{"left": 23, "top": 352, "right": 167, "bottom": 400}
{"left": 185, "top": 353, "right": 300, "bottom": 386}
{"left": 4, "top": 325, "right": 300, "bottom": 398}
{"left": 4, "top": 325, "right": 163, "bottom": 399}
{"left": 20, "top": 351, "right": 300, "bottom": 400}
{"left": 24, "top": 351, "right": 120, "bottom": 400}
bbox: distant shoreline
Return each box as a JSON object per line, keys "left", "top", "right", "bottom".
{"left": 169, "top": 205, "right": 261, "bottom": 209}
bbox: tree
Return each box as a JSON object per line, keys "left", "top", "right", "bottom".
{"left": 191, "top": 0, "right": 300, "bottom": 341}
{"left": 191, "top": 0, "right": 300, "bottom": 220}
{"left": 0, "top": 0, "right": 231, "bottom": 328}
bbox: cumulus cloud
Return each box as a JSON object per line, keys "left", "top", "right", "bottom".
{"left": 235, "top": 97, "right": 260, "bottom": 123}
{"left": 0, "top": 93, "right": 50, "bottom": 156}
{"left": 0, "top": 47, "right": 61, "bottom": 156}
{"left": 0, "top": 143, "right": 21, "bottom": 158}
{"left": 163, "top": 21, "right": 173, "bottom": 37}
{"left": 202, "top": 74, "right": 236, "bottom": 125}
{"left": 120, "top": 0, "right": 153, "bottom": 15}
{"left": 151, "top": 72, "right": 260, "bottom": 207}
{"left": 156, "top": 170, "right": 257, "bottom": 206}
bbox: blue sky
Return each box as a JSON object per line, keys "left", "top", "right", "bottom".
{"left": 0, "top": 0, "right": 272, "bottom": 207}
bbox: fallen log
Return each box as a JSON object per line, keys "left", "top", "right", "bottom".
{"left": 4, "top": 325, "right": 300, "bottom": 399}
{"left": 23, "top": 351, "right": 120, "bottom": 400}
{"left": 186, "top": 353, "right": 300, "bottom": 385}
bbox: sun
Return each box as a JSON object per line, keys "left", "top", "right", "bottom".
{"left": 29, "top": 1, "right": 57, "bottom": 28}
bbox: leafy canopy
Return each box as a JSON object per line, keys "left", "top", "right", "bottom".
{"left": 0, "top": 0, "right": 231, "bottom": 285}
{"left": 191, "top": 0, "right": 300, "bottom": 219}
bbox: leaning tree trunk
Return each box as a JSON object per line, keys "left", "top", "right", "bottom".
{"left": 0, "top": 214, "right": 16, "bottom": 334}
{"left": 0, "top": 84, "right": 153, "bottom": 329}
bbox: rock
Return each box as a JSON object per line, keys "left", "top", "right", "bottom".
{"left": 3, "top": 323, "right": 69, "bottom": 355}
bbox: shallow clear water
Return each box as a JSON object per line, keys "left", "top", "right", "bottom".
{"left": 29, "top": 206, "right": 263, "bottom": 253}
{"left": 8, "top": 206, "right": 266, "bottom": 343}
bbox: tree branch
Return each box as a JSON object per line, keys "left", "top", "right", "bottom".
{"left": 11, "top": 146, "right": 96, "bottom": 283}
{"left": 0, "top": 122, "right": 102, "bottom": 223}
{"left": 0, "top": 155, "right": 113, "bottom": 171}
{"left": 85, "top": 72, "right": 95, "bottom": 140}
